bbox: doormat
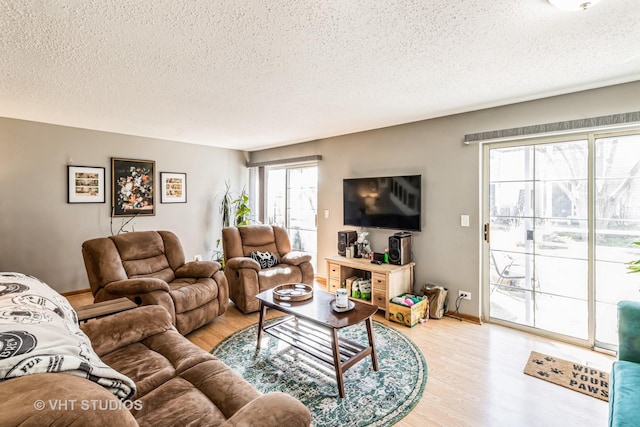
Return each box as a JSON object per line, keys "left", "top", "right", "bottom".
{"left": 523, "top": 351, "right": 609, "bottom": 401}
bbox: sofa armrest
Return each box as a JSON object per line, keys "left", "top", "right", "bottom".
{"left": 0, "top": 373, "right": 138, "bottom": 426}
{"left": 221, "top": 392, "right": 311, "bottom": 427}
{"left": 81, "top": 305, "right": 174, "bottom": 356}
{"left": 175, "top": 261, "right": 221, "bottom": 278}
{"left": 226, "top": 257, "right": 261, "bottom": 271}
{"left": 618, "top": 300, "right": 640, "bottom": 363}
{"left": 281, "top": 251, "right": 312, "bottom": 266}
{"left": 104, "top": 278, "right": 170, "bottom": 295}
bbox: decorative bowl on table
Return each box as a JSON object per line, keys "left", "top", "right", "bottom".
{"left": 272, "top": 283, "right": 314, "bottom": 302}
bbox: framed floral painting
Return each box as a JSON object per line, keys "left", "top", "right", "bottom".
{"left": 160, "top": 172, "right": 187, "bottom": 203}
{"left": 111, "top": 158, "right": 155, "bottom": 216}
{"left": 67, "top": 165, "right": 106, "bottom": 203}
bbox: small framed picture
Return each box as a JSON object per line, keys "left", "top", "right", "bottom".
{"left": 67, "top": 165, "right": 106, "bottom": 203}
{"left": 112, "top": 158, "right": 155, "bottom": 216}
{"left": 160, "top": 172, "right": 187, "bottom": 203}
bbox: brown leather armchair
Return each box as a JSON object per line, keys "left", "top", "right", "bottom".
{"left": 222, "top": 225, "right": 314, "bottom": 313}
{"left": 82, "top": 230, "right": 228, "bottom": 335}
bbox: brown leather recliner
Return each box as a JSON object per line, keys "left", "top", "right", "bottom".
{"left": 82, "top": 230, "right": 228, "bottom": 335}
{"left": 222, "top": 225, "right": 314, "bottom": 313}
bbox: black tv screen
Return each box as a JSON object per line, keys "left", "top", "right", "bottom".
{"left": 343, "top": 175, "right": 422, "bottom": 232}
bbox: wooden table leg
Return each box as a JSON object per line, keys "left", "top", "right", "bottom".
{"left": 257, "top": 302, "right": 266, "bottom": 350}
{"left": 365, "top": 317, "right": 379, "bottom": 371}
{"left": 331, "top": 328, "right": 346, "bottom": 398}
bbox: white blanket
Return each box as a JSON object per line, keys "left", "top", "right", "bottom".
{"left": 0, "top": 272, "right": 136, "bottom": 400}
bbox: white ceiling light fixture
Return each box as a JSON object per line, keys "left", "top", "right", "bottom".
{"left": 548, "top": 0, "right": 603, "bottom": 11}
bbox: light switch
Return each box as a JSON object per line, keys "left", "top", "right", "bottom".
{"left": 460, "top": 215, "right": 470, "bottom": 227}
{"left": 324, "top": 209, "right": 330, "bottom": 219}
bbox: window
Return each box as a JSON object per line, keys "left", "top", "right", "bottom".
{"left": 262, "top": 164, "right": 318, "bottom": 271}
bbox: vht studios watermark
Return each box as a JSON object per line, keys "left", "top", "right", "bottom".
{"left": 33, "top": 399, "right": 143, "bottom": 411}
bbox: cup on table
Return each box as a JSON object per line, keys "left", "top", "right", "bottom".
{"left": 336, "top": 288, "right": 348, "bottom": 308}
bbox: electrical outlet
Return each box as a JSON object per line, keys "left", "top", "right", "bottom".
{"left": 459, "top": 290, "right": 471, "bottom": 300}
{"left": 194, "top": 254, "right": 202, "bottom": 262}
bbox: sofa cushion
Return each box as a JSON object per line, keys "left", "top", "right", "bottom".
{"left": 237, "top": 226, "right": 281, "bottom": 257}
{"left": 111, "top": 232, "right": 176, "bottom": 283}
{"left": 124, "top": 259, "right": 175, "bottom": 283}
{"left": 610, "top": 360, "right": 640, "bottom": 426}
{"left": 81, "top": 305, "right": 173, "bottom": 355}
{"left": 179, "top": 359, "right": 261, "bottom": 417}
{"left": 111, "top": 231, "right": 166, "bottom": 261}
{"left": 257, "top": 265, "right": 302, "bottom": 291}
{"left": 0, "top": 273, "right": 135, "bottom": 399}
{"left": 169, "top": 277, "right": 219, "bottom": 313}
{"left": 102, "top": 342, "right": 175, "bottom": 399}
{"left": 133, "top": 376, "right": 228, "bottom": 427}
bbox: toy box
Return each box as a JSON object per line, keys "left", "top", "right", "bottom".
{"left": 388, "top": 293, "right": 428, "bottom": 327}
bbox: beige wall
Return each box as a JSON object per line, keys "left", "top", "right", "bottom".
{"left": 0, "top": 118, "right": 248, "bottom": 293}
{"left": 250, "top": 81, "right": 640, "bottom": 319}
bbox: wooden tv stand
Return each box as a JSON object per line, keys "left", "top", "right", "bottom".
{"left": 325, "top": 255, "right": 415, "bottom": 320}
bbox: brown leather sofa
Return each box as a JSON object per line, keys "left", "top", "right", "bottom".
{"left": 82, "top": 231, "right": 228, "bottom": 335}
{"left": 0, "top": 305, "right": 311, "bottom": 426}
{"left": 222, "top": 225, "right": 314, "bottom": 313}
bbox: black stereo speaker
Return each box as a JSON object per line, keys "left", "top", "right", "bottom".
{"left": 388, "top": 233, "right": 412, "bottom": 265}
{"left": 338, "top": 230, "right": 358, "bottom": 256}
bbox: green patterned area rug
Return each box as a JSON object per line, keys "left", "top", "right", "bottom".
{"left": 211, "top": 319, "right": 427, "bottom": 427}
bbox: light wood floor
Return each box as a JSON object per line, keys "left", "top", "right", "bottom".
{"left": 67, "top": 291, "right": 614, "bottom": 427}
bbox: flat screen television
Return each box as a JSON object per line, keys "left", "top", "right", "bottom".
{"left": 343, "top": 175, "right": 422, "bottom": 232}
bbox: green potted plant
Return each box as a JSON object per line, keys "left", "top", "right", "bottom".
{"left": 233, "top": 186, "right": 251, "bottom": 226}
{"left": 214, "top": 183, "right": 252, "bottom": 267}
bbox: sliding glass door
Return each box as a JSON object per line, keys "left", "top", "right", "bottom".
{"left": 265, "top": 164, "right": 318, "bottom": 271}
{"left": 485, "top": 132, "right": 640, "bottom": 348}
{"left": 594, "top": 134, "right": 640, "bottom": 348}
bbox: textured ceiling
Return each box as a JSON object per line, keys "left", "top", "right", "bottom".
{"left": 1, "top": 0, "right": 640, "bottom": 151}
